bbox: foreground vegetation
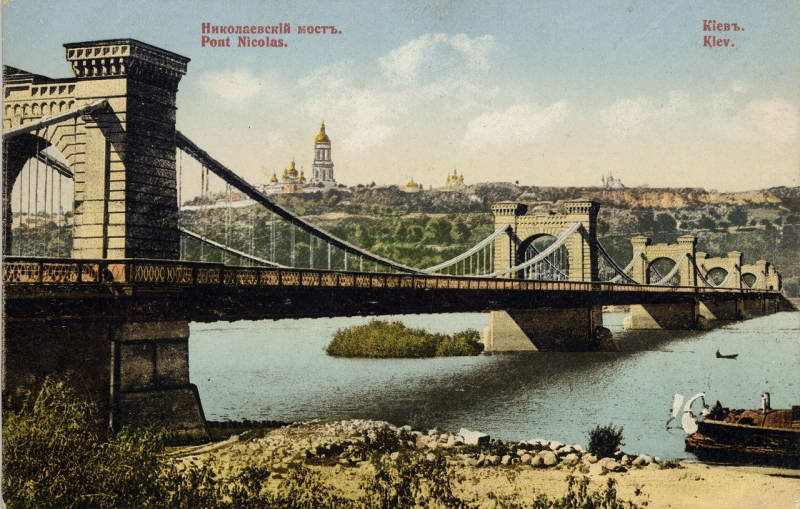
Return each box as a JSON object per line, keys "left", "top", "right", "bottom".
{"left": 3, "top": 378, "right": 644, "bottom": 509}
{"left": 325, "top": 320, "right": 484, "bottom": 358}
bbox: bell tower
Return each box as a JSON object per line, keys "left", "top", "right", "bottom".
{"left": 311, "top": 121, "right": 335, "bottom": 185}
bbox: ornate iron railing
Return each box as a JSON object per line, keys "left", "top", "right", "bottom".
{"left": 2, "top": 256, "right": 774, "bottom": 294}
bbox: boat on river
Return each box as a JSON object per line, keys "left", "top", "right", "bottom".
{"left": 668, "top": 392, "right": 800, "bottom": 467}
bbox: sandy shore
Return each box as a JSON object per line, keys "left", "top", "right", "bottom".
{"left": 173, "top": 420, "right": 799, "bottom": 509}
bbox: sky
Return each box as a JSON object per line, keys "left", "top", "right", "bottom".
{"left": 3, "top": 0, "right": 799, "bottom": 191}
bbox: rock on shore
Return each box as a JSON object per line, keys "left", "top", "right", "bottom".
{"left": 176, "top": 419, "right": 671, "bottom": 479}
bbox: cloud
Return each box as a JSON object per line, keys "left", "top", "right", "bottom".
{"left": 296, "top": 33, "right": 500, "bottom": 154}
{"left": 600, "top": 91, "right": 690, "bottom": 136}
{"left": 737, "top": 99, "right": 798, "bottom": 143}
{"left": 298, "top": 61, "right": 357, "bottom": 91}
{"left": 730, "top": 81, "right": 748, "bottom": 94}
{"left": 378, "top": 33, "right": 495, "bottom": 84}
{"left": 461, "top": 101, "right": 571, "bottom": 149}
{"left": 201, "top": 69, "right": 265, "bottom": 104}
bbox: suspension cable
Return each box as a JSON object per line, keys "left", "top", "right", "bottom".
{"left": 57, "top": 164, "right": 63, "bottom": 256}
{"left": 484, "top": 222, "right": 581, "bottom": 278}
{"left": 309, "top": 232, "right": 314, "bottom": 269}
{"left": 651, "top": 256, "right": 684, "bottom": 286}
{"left": 33, "top": 130, "right": 41, "bottom": 256}
{"left": 224, "top": 183, "right": 231, "bottom": 265}
{"left": 180, "top": 227, "right": 286, "bottom": 267}
{"left": 49, "top": 154, "right": 54, "bottom": 256}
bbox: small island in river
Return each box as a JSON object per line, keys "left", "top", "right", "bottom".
{"left": 325, "top": 320, "right": 484, "bottom": 358}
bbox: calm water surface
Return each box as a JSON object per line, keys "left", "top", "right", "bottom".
{"left": 190, "top": 311, "right": 799, "bottom": 459}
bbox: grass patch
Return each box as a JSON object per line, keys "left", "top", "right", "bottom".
{"left": 325, "top": 320, "right": 483, "bottom": 358}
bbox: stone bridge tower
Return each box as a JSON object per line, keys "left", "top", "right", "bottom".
{"left": 491, "top": 199, "right": 599, "bottom": 281}
{"left": 628, "top": 235, "right": 697, "bottom": 286}
{"left": 3, "top": 40, "right": 208, "bottom": 442}
{"left": 485, "top": 199, "right": 605, "bottom": 353}
{"left": 695, "top": 251, "right": 742, "bottom": 288}
{"left": 3, "top": 39, "right": 189, "bottom": 259}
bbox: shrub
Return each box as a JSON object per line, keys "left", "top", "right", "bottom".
{"left": 529, "top": 476, "right": 641, "bottom": 509}
{"left": 326, "top": 320, "right": 482, "bottom": 358}
{"left": 3, "top": 377, "right": 166, "bottom": 509}
{"left": 587, "top": 424, "right": 625, "bottom": 459}
{"left": 435, "top": 330, "right": 484, "bottom": 356}
{"left": 362, "top": 452, "right": 469, "bottom": 509}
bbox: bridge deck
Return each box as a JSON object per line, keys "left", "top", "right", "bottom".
{"left": 3, "top": 257, "right": 775, "bottom": 322}
{"left": 4, "top": 256, "right": 761, "bottom": 293}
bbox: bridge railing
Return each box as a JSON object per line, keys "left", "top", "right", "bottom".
{"left": 3, "top": 257, "right": 776, "bottom": 296}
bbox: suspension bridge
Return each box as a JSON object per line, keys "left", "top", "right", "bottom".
{"left": 1, "top": 39, "right": 786, "bottom": 441}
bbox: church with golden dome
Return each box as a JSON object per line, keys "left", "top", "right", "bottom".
{"left": 311, "top": 121, "right": 336, "bottom": 187}
{"left": 401, "top": 177, "right": 422, "bottom": 193}
{"left": 263, "top": 159, "right": 306, "bottom": 195}
{"left": 261, "top": 122, "right": 336, "bottom": 195}
{"left": 441, "top": 169, "right": 466, "bottom": 191}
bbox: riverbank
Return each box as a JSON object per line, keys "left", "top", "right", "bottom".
{"left": 172, "top": 419, "right": 799, "bottom": 509}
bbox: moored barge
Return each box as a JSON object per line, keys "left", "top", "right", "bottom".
{"left": 671, "top": 392, "right": 800, "bottom": 467}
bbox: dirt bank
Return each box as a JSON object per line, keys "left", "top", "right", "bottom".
{"left": 173, "top": 420, "right": 799, "bottom": 509}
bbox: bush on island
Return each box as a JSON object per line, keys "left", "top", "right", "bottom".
{"left": 325, "top": 320, "right": 483, "bottom": 358}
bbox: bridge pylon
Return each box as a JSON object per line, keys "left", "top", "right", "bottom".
{"left": 629, "top": 234, "right": 697, "bottom": 286}
{"left": 625, "top": 234, "right": 699, "bottom": 330}
{"left": 490, "top": 199, "right": 599, "bottom": 281}
{"left": 3, "top": 39, "right": 189, "bottom": 259}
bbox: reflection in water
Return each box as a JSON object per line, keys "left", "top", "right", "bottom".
{"left": 190, "top": 311, "right": 799, "bottom": 459}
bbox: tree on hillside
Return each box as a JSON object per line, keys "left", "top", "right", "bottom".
{"left": 354, "top": 224, "right": 373, "bottom": 247}
{"left": 634, "top": 210, "right": 655, "bottom": 234}
{"left": 654, "top": 213, "right": 677, "bottom": 233}
{"left": 407, "top": 225, "right": 424, "bottom": 243}
{"left": 698, "top": 216, "right": 716, "bottom": 230}
{"left": 451, "top": 220, "right": 470, "bottom": 243}
{"left": 727, "top": 207, "right": 748, "bottom": 226}
{"left": 425, "top": 217, "right": 453, "bottom": 244}
{"left": 393, "top": 222, "right": 409, "bottom": 241}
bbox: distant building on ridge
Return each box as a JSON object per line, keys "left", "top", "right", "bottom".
{"left": 601, "top": 171, "right": 625, "bottom": 189}
{"left": 261, "top": 122, "right": 336, "bottom": 195}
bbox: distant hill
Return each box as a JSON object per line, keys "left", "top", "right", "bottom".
{"left": 266, "top": 183, "right": 800, "bottom": 296}
{"left": 269, "top": 183, "right": 799, "bottom": 216}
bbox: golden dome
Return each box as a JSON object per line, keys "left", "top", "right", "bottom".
{"left": 314, "top": 121, "right": 330, "bottom": 143}
{"left": 270, "top": 171, "right": 278, "bottom": 183}
{"left": 405, "top": 178, "right": 419, "bottom": 188}
{"left": 299, "top": 170, "right": 306, "bottom": 182}
{"left": 287, "top": 159, "right": 298, "bottom": 177}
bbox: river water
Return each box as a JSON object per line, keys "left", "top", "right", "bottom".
{"left": 190, "top": 311, "right": 799, "bottom": 459}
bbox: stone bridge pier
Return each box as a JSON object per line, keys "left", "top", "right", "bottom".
{"left": 3, "top": 300, "right": 209, "bottom": 443}
{"left": 110, "top": 320, "right": 208, "bottom": 440}
{"left": 484, "top": 306, "right": 606, "bottom": 352}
